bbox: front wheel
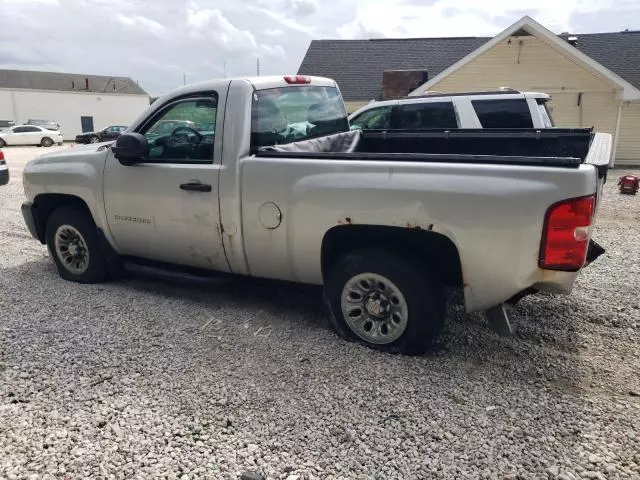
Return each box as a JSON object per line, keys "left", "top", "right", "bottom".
{"left": 89, "top": 136, "right": 99, "bottom": 143}
{"left": 325, "top": 249, "right": 445, "bottom": 355}
{"left": 45, "top": 206, "right": 109, "bottom": 283}
{"left": 41, "top": 137, "right": 54, "bottom": 147}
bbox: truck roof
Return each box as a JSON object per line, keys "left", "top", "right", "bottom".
{"left": 164, "top": 75, "right": 337, "bottom": 100}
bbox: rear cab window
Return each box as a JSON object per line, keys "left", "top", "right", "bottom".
{"left": 251, "top": 85, "right": 349, "bottom": 151}
{"left": 471, "top": 99, "right": 533, "bottom": 128}
{"left": 392, "top": 101, "right": 458, "bottom": 129}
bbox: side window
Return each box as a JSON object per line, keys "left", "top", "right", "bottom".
{"left": 26, "top": 126, "right": 41, "bottom": 132}
{"left": 471, "top": 99, "right": 533, "bottom": 128}
{"left": 13, "top": 126, "right": 28, "bottom": 133}
{"left": 350, "top": 106, "right": 392, "bottom": 130}
{"left": 393, "top": 102, "right": 458, "bottom": 129}
{"left": 140, "top": 95, "right": 218, "bottom": 164}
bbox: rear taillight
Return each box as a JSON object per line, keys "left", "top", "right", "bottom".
{"left": 283, "top": 75, "right": 311, "bottom": 84}
{"left": 0, "top": 151, "right": 4, "bottom": 163}
{"left": 539, "top": 195, "right": 595, "bottom": 271}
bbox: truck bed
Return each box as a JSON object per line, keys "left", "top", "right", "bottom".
{"left": 257, "top": 128, "right": 596, "bottom": 169}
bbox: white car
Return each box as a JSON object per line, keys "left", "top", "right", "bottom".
{"left": 0, "top": 125, "right": 63, "bottom": 147}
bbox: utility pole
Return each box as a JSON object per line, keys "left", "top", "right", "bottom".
{"left": 257, "top": 57, "right": 260, "bottom": 76}
{"left": 223, "top": 60, "right": 227, "bottom": 78}
{"left": 183, "top": 72, "right": 186, "bottom": 85}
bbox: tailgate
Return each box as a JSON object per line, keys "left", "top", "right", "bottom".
{"left": 583, "top": 132, "right": 612, "bottom": 266}
{"left": 584, "top": 132, "right": 612, "bottom": 207}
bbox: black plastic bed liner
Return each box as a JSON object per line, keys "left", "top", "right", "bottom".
{"left": 256, "top": 150, "right": 582, "bottom": 168}
{"left": 256, "top": 128, "right": 590, "bottom": 168}
{"left": 358, "top": 128, "right": 593, "bottom": 160}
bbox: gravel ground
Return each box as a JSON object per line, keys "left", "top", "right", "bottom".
{"left": 1, "top": 146, "right": 639, "bottom": 480}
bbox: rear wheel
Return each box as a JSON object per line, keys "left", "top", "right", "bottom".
{"left": 325, "top": 249, "right": 445, "bottom": 355}
{"left": 45, "top": 206, "right": 109, "bottom": 283}
{"left": 89, "top": 136, "right": 99, "bottom": 143}
{"left": 0, "top": 139, "right": 6, "bottom": 147}
{"left": 41, "top": 137, "right": 54, "bottom": 147}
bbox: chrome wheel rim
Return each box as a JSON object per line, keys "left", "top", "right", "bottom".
{"left": 340, "top": 273, "right": 409, "bottom": 345}
{"left": 89, "top": 137, "right": 99, "bottom": 143}
{"left": 54, "top": 225, "right": 90, "bottom": 275}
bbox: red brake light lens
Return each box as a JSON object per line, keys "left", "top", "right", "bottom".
{"left": 284, "top": 75, "right": 311, "bottom": 84}
{"left": 540, "top": 195, "right": 595, "bottom": 271}
{"left": 0, "top": 151, "right": 4, "bottom": 162}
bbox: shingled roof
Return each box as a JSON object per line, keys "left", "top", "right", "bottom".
{"left": 0, "top": 69, "right": 148, "bottom": 95}
{"left": 562, "top": 31, "right": 640, "bottom": 91}
{"left": 298, "top": 30, "right": 640, "bottom": 101}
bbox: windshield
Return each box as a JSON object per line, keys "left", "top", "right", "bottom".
{"left": 536, "top": 99, "right": 554, "bottom": 127}
{"left": 251, "top": 85, "right": 349, "bottom": 151}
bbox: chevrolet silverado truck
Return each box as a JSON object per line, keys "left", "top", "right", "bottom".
{"left": 21, "top": 75, "right": 610, "bottom": 354}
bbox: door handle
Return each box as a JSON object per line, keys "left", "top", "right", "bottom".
{"left": 180, "top": 181, "right": 212, "bottom": 192}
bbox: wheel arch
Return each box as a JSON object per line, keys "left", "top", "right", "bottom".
{"left": 320, "top": 224, "right": 463, "bottom": 288}
{"left": 31, "top": 193, "right": 93, "bottom": 243}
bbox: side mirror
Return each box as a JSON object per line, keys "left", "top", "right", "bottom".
{"left": 111, "top": 133, "right": 148, "bottom": 165}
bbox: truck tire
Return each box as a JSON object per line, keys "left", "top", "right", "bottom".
{"left": 45, "top": 206, "right": 109, "bottom": 283}
{"left": 325, "top": 249, "right": 445, "bottom": 355}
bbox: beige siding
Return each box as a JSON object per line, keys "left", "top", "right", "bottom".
{"left": 345, "top": 101, "right": 369, "bottom": 113}
{"left": 430, "top": 36, "right": 617, "bottom": 94}
{"left": 429, "top": 35, "right": 620, "bottom": 136}
{"left": 546, "top": 91, "right": 617, "bottom": 134}
{"left": 616, "top": 102, "right": 640, "bottom": 165}
{"left": 546, "top": 93, "right": 580, "bottom": 127}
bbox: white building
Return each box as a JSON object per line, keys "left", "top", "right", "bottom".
{"left": 0, "top": 69, "right": 150, "bottom": 139}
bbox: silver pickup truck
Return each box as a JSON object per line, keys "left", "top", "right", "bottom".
{"left": 21, "top": 75, "right": 610, "bottom": 354}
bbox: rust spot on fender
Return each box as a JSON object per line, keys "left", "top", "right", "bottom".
{"left": 338, "top": 217, "right": 353, "bottom": 225}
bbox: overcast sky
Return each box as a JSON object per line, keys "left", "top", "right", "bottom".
{"left": 2, "top": 0, "right": 639, "bottom": 96}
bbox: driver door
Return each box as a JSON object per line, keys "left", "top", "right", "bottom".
{"left": 103, "top": 93, "right": 229, "bottom": 272}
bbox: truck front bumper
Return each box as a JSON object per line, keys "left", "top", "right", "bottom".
{"left": 22, "top": 201, "right": 45, "bottom": 243}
